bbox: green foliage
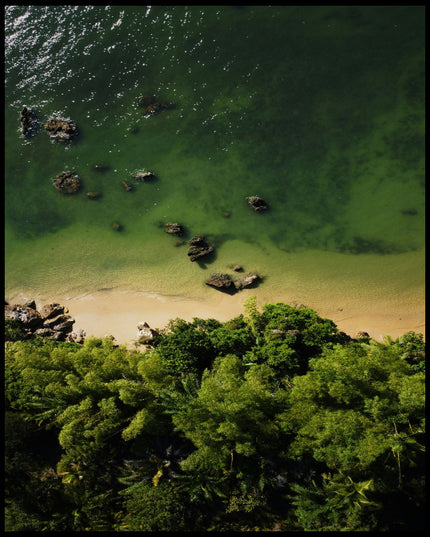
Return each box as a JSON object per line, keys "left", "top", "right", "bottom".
{"left": 243, "top": 301, "right": 347, "bottom": 377}
{"left": 117, "top": 480, "right": 190, "bottom": 531}
{"left": 3, "top": 302, "right": 425, "bottom": 532}
{"left": 285, "top": 342, "right": 425, "bottom": 476}
{"left": 4, "top": 317, "right": 28, "bottom": 341}
{"left": 289, "top": 472, "right": 380, "bottom": 531}
{"left": 152, "top": 317, "right": 220, "bottom": 374}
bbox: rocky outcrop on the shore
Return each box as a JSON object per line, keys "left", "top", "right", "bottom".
{"left": 247, "top": 196, "right": 268, "bottom": 212}
{"left": 137, "top": 321, "right": 159, "bottom": 344}
{"left": 53, "top": 171, "right": 80, "bottom": 194}
{"left": 187, "top": 235, "right": 215, "bottom": 262}
{"left": 20, "top": 106, "right": 38, "bottom": 138}
{"left": 44, "top": 117, "right": 78, "bottom": 142}
{"left": 5, "top": 301, "right": 84, "bottom": 343}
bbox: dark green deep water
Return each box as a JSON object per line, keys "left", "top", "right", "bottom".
{"left": 4, "top": 6, "right": 425, "bottom": 304}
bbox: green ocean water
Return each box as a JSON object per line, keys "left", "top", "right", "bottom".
{"left": 4, "top": 6, "right": 425, "bottom": 306}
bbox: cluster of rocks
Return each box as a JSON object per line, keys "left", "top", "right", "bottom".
{"left": 20, "top": 107, "right": 78, "bottom": 142}
{"left": 5, "top": 300, "right": 85, "bottom": 343}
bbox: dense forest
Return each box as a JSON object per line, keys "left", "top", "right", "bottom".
{"left": 4, "top": 298, "right": 425, "bottom": 531}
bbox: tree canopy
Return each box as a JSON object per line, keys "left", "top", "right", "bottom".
{"left": 4, "top": 299, "right": 425, "bottom": 531}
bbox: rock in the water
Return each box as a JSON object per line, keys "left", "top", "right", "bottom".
{"left": 132, "top": 171, "right": 156, "bottom": 182}
{"left": 247, "top": 196, "right": 268, "bottom": 212}
{"left": 20, "top": 106, "right": 38, "bottom": 137}
{"left": 44, "top": 117, "right": 78, "bottom": 142}
{"left": 137, "top": 321, "right": 158, "bottom": 343}
{"left": 234, "top": 273, "right": 260, "bottom": 290}
{"left": 164, "top": 222, "right": 184, "bottom": 236}
{"left": 137, "top": 95, "right": 171, "bottom": 117}
{"left": 39, "top": 303, "right": 65, "bottom": 320}
{"left": 205, "top": 273, "right": 234, "bottom": 291}
{"left": 53, "top": 171, "right": 80, "bottom": 194}
{"left": 5, "top": 304, "right": 42, "bottom": 328}
{"left": 86, "top": 191, "right": 102, "bottom": 199}
{"left": 187, "top": 235, "right": 214, "bottom": 262}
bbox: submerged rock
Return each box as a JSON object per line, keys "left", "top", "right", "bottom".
{"left": 187, "top": 235, "right": 214, "bottom": 262}
{"left": 121, "top": 180, "right": 133, "bottom": 191}
{"left": 247, "top": 196, "right": 268, "bottom": 212}
{"left": 53, "top": 171, "right": 80, "bottom": 194}
{"left": 44, "top": 117, "right": 78, "bottom": 142}
{"left": 137, "top": 95, "right": 172, "bottom": 117}
{"left": 20, "top": 106, "right": 38, "bottom": 137}
{"left": 86, "top": 191, "right": 102, "bottom": 200}
{"left": 92, "top": 164, "right": 110, "bottom": 172}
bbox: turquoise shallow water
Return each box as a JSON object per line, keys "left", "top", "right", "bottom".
{"left": 4, "top": 6, "right": 425, "bottom": 309}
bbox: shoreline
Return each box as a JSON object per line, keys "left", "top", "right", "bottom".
{"left": 6, "top": 285, "right": 425, "bottom": 346}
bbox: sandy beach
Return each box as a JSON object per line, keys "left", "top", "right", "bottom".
{"left": 7, "top": 282, "right": 425, "bottom": 347}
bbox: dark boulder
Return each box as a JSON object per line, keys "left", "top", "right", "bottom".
{"left": 53, "top": 171, "right": 80, "bottom": 194}
{"left": 187, "top": 235, "right": 214, "bottom": 262}
{"left": 44, "top": 117, "right": 78, "bottom": 142}
{"left": 205, "top": 273, "right": 234, "bottom": 291}
{"left": 20, "top": 106, "right": 38, "bottom": 137}
{"left": 247, "top": 196, "right": 268, "bottom": 212}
